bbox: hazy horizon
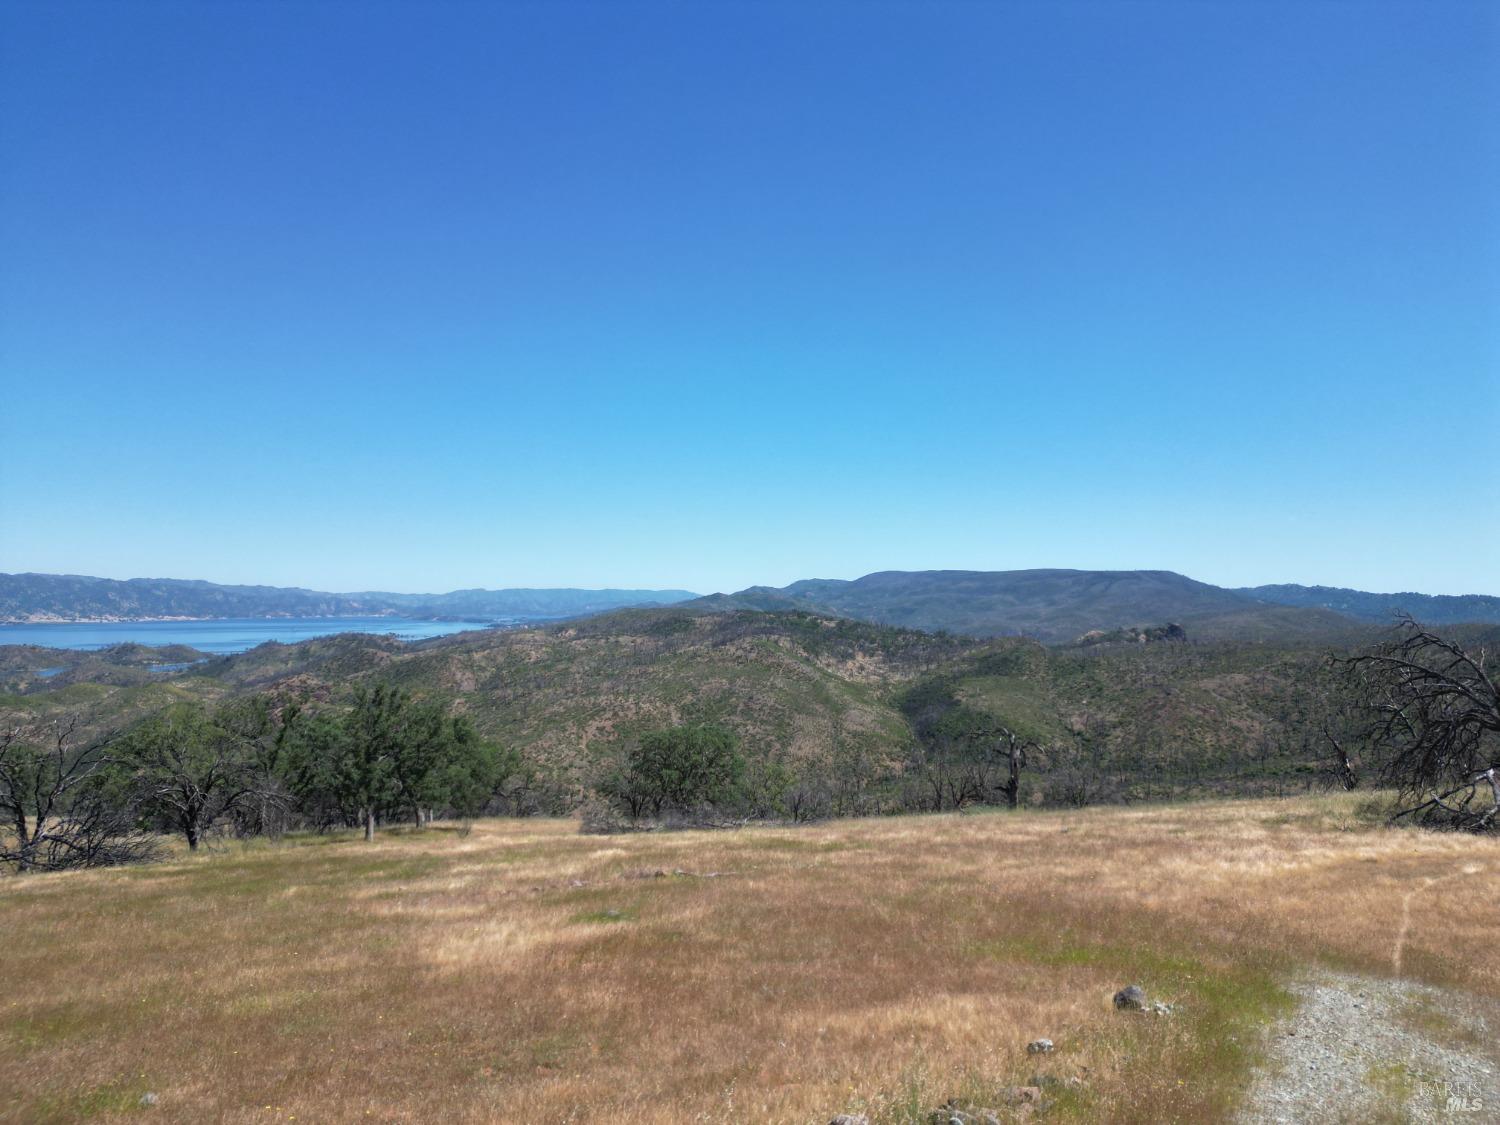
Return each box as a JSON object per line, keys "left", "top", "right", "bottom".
{"left": 3, "top": 1, "right": 1496, "bottom": 596}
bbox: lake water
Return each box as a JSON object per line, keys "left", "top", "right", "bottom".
{"left": 0, "top": 617, "right": 501, "bottom": 655}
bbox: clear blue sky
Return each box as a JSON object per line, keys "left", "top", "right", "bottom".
{"left": 2, "top": 1, "right": 1495, "bottom": 596}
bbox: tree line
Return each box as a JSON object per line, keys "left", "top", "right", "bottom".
{"left": 1, "top": 685, "right": 512, "bottom": 872}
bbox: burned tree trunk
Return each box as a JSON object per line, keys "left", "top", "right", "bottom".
{"left": 1324, "top": 729, "right": 1359, "bottom": 791}
{"left": 997, "top": 729, "right": 1030, "bottom": 810}
{"left": 964, "top": 725, "right": 1039, "bottom": 810}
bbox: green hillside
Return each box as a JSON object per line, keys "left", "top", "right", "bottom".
{"left": 2, "top": 605, "right": 1375, "bottom": 815}
{"left": 0, "top": 643, "right": 210, "bottom": 694}
{"left": 195, "top": 610, "right": 965, "bottom": 806}
{"left": 909, "top": 636, "right": 1348, "bottom": 804}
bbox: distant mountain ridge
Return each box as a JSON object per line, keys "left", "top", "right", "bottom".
{"left": 691, "top": 569, "right": 1499, "bottom": 643}
{"left": 7, "top": 569, "right": 1496, "bottom": 641}
{"left": 1236, "top": 584, "right": 1500, "bottom": 626}
{"left": 0, "top": 573, "right": 698, "bottom": 623}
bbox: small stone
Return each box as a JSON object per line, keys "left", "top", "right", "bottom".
{"left": 1026, "top": 1037, "right": 1055, "bottom": 1054}
{"left": 828, "top": 1116, "right": 869, "bottom": 1125}
{"left": 1148, "top": 1001, "right": 1174, "bottom": 1016}
{"left": 139, "top": 1093, "right": 159, "bottom": 1107}
{"left": 1113, "top": 984, "right": 1148, "bottom": 1010}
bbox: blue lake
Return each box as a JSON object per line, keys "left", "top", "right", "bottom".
{"left": 0, "top": 617, "right": 502, "bottom": 655}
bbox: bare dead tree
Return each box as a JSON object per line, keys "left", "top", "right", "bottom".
{"left": 1345, "top": 617, "right": 1500, "bottom": 830}
{"left": 2, "top": 717, "right": 94, "bottom": 871}
{"left": 1323, "top": 728, "right": 1360, "bottom": 791}
{"left": 112, "top": 695, "right": 302, "bottom": 849}
{"left": 113, "top": 705, "right": 260, "bottom": 850}
{"left": 996, "top": 727, "right": 1035, "bottom": 810}
{"left": 0, "top": 718, "right": 158, "bottom": 873}
{"left": 968, "top": 725, "right": 1040, "bottom": 809}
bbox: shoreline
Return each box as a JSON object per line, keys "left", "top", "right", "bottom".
{"left": 0, "top": 617, "right": 508, "bottom": 657}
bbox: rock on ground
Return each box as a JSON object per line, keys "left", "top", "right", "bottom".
{"left": 1238, "top": 971, "right": 1500, "bottom": 1124}
{"left": 1113, "top": 984, "right": 1147, "bottom": 1010}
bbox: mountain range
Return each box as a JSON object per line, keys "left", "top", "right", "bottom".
{"left": 0, "top": 573, "right": 697, "bottom": 623}
{"left": 1235, "top": 583, "right": 1500, "bottom": 626}
{"left": 692, "top": 569, "right": 1499, "bottom": 643}
{"left": 4, "top": 569, "right": 1497, "bottom": 643}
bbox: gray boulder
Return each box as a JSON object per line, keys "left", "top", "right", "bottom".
{"left": 1113, "top": 984, "right": 1148, "bottom": 1010}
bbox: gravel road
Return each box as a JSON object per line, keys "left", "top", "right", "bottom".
{"left": 1239, "top": 971, "right": 1500, "bottom": 1124}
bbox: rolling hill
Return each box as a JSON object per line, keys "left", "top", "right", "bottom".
{"left": 8, "top": 569, "right": 1492, "bottom": 815}
{"left": 692, "top": 569, "right": 1370, "bottom": 643}
{"left": 208, "top": 609, "right": 967, "bottom": 792}
{"left": 3, "top": 605, "right": 1387, "bottom": 814}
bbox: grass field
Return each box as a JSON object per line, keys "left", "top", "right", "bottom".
{"left": 3, "top": 796, "right": 1498, "bottom": 1123}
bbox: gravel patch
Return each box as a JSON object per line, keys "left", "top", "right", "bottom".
{"left": 1239, "top": 971, "right": 1500, "bottom": 1123}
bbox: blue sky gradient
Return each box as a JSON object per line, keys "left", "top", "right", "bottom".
{"left": 2, "top": 1, "right": 1495, "bottom": 594}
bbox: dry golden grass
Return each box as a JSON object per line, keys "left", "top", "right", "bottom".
{"left": 2, "top": 794, "right": 1498, "bottom": 1123}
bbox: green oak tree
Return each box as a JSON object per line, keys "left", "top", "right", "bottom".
{"left": 605, "top": 723, "right": 744, "bottom": 818}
